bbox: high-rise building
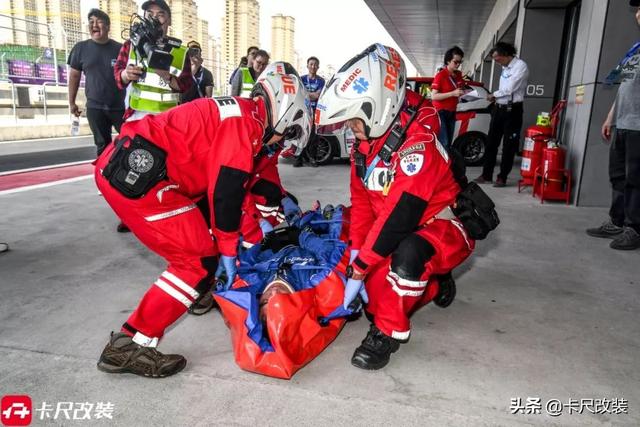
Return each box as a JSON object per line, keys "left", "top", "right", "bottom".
{"left": 46, "top": 0, "right": 83, "bottom": 48}
{"left": 1, "top": 0, "right": 81, "bottom": 49}
{"left": 167, "top": 0, "right": 198, "bottom": 44}
{"left": 97, "top": 0, "right": 138, "bottom": 42}
{"left": 271, "top": 14, "right": 294, "bottom": 64}
{"left": 222, "top": 0, "right": 259, "bottom": 84}
{"left": 197, "top": 17, "right": 209, "bottom": 57}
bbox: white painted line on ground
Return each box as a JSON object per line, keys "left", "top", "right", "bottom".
{"left": 0, "top": 135, "right": 94, "bottom": 144}
{"left": 0, "top": 160, "right": 93, "bottom": 176}
{"left": 0, "top": 175, "right": 93, "bottom": 196}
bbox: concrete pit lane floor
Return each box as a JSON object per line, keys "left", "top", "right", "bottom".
{"left": 0, "top": 158, "right": 638, "bottom": 426}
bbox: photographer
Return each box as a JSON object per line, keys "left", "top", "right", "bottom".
{"left": 113, "top": 0, "right": 192, "bottom": 121}
{"left": 180, "top": 41, "right": 214, "bottom": 103}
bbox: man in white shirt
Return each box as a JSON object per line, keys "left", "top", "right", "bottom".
{"left": 475, "top": 42, "right": 529, "bottom": 187}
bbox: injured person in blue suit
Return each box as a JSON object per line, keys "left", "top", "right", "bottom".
{"left": 217, "top": 205, "right": 347, "bottom": 348}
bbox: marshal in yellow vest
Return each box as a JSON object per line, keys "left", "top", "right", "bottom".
{"left": 127, "top": 44, "right": 188, "bottom": 114}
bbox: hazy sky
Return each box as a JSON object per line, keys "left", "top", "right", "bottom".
{"left": 80, "top": 0, "right": 416, "bottom": 75}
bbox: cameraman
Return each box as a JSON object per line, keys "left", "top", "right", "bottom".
{"left": 114, "top": 0, "right": 192, "bottom": 121}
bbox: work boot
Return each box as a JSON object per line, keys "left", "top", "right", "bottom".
{"left": 351, "top": 324, "right": 401, "bottom": 370}
{"left": 97, "top": 332, "right": 186, "bottom": 378}
{"left": 586, "top": 220, "right": 623, "bottom": 239}
{"left": 610, "top": 227, "right": 640, "bottom": 250}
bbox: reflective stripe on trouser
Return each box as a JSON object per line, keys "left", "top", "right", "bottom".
{"left": 364, "top": 219, "right": 475, "bottom": 340}
{"left": 95, "top": 142, "right": 218, "bottom": 340}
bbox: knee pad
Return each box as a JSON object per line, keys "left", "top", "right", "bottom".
{"left": 391, "top": 234, "right": 435, "bottom": 281}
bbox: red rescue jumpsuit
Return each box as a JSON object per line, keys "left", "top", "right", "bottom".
{"left": 239, "top": 147, "right": 287, "bottom": 246}
{"left": 405, "top": 88, "right": 441, "bottom": 137}
{"left": 95, "top": 97, "right": 264, "bottom": 345}
{"left": 349, "top": 109, "right": 474, "bottom": 341}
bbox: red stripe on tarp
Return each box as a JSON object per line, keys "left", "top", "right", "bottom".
{"left": 0, "top": 163, "right": 94, "bottom": 191}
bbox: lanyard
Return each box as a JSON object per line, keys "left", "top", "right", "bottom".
{"left": 618, "top": 41, "right": 640, "bottom": 67}
{"left": 192, "top": 68, "right": 204, "bottom": 97}
{"left": 363, "top": 154, "right": 381, "bottom": 184}
{"left": 448, "top": 73, "right": 458, "bottom": 89}
{"left": 605, "top": 41, "right": 640, "bottom": 85}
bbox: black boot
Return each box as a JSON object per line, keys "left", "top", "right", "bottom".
{"left": 293, "top": 156, "right": 304, "bottom": 167}
{"left": 351, "top": 324, "right": 401, "bottom": 370}
{"left": 97, "top": 332, "right": 186, "bottom": 378}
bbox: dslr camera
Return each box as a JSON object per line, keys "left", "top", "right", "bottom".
{"left": 129, "top": 15, "right": 181, "bottom": 71}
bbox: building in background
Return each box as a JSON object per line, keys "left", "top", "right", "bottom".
{"left": 167, "top": 0, "right": 198, "bottom": 44}
{"left": 271, "top": 14, "right": 294, "bottom": 64}
{"left": 197, "top": 17, "right": 209, "bottom": 57}
{"left": 222, "top": 0, "right": 259, "bottom": 85}
{"left": 97, "top": 0, "right": 137, "bottom": 42}
{"left": 1, "top": 0, "right": 82, "bottom": 49}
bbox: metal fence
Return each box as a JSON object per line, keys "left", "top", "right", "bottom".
{"left": 0, "top": 12, "right": 238, "bottom": 122}
{"left": 0, "top": 13, "right": 88, "bottom": 122}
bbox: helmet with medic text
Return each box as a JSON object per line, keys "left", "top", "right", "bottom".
{"left": 251, "top": 62, "right": 312, "bottom": 154}
{"left": 315, "top": 43, "right": 406, "bottom": 138}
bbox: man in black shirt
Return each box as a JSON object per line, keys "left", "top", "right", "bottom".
{"left": 67, "top": 9, "right": 125, "bottom": 156}
{"left": 180, "top": 41, "right": 214, "bottom": 103}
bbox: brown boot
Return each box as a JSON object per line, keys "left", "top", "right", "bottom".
{"left": 97, "top": 332, "right": 186, "bottom": 378}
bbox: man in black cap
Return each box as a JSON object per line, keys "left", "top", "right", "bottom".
{"left": 111, "top": 0, "right": 192, "bottom": 232}
{"left": 587, "top": 0, "right": 640, "bottom": 250}
{"left": 113, "top": 0, "right": 192, "bottom": 121}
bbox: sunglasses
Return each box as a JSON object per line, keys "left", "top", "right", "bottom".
{"left": 452, "top": 60, "right": 463, "bottom": 65}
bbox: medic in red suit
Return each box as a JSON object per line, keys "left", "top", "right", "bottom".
{"left": 316, "top": 44, "right": 474, "bottom": 370}
{"left": 94, "top": 66, "right": 311, "bottom": 378}
{"left": 239, "top": 62, "right": 305, "bottom": 247}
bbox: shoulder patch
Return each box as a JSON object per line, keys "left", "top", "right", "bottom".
{"left": 400, "top": 153, "right": 424, "bottom": 176}
{"left": 398, "top": 143, "right": 425, "bottom": 159}
{"left": 214, "top": 96, "right": 242, "bottom": 120}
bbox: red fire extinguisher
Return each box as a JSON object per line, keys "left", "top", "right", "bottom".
{"left": 542, "top": 142, "right": 566, "bottom": 193}
{"left": 519, "top": 100, "right": 567, "bottom": 192}
{"left": 521, "top": 129, "right": 551, "bottom": 183}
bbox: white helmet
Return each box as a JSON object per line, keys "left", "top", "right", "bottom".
{"left": 316, "top": 43, "right": 406, "bottom": 138}
{"left": 251, "top": 62, "right": 312, "bottom": 155}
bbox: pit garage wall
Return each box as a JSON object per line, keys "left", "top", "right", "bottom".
{"left": 516, "top": 7, "right": 566, "bottom": 141}
{"left": 562, "top": 0, "right": 638, "bottom": 206}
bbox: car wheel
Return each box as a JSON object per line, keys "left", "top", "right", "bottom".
{"left": 307, "top": 135, "right": 335, "bottom": 165}
{"left": 453, "top": 131, "right": 487, "bottom": 167}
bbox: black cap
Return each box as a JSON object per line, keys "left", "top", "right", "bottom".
{"left": 142, "top": 0, "right": 171, "bottom": 16}
{"left": 631, "top": 0, "right": 640, "bottom": 6}
{"left": 187, "top": 40, "right": 201, "bottom": 50}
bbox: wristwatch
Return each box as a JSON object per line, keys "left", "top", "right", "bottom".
{"left": 345, "top": 265, "right": 366, "bottom": 280}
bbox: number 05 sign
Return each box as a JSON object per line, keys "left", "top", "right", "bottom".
{"left": 527, "top": 84, "right": 545, "bottom": 96}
